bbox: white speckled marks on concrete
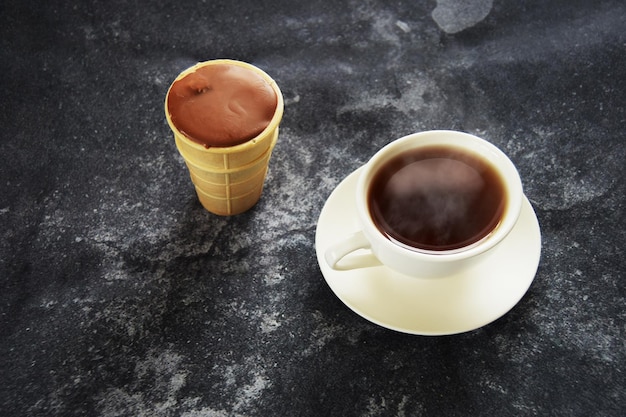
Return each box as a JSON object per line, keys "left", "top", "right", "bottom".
{"left": 432, "top": 0, "right": 494, "bottom": 34}
{"left": 95, "top": 348, "right": 272, "bottom": 417}
{"left": 3, "top": 0, "right": 626, "bottom": 415}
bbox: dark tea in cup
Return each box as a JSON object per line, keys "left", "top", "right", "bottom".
{"left": 367, "top": 145, "right": 507, "bottom": 252}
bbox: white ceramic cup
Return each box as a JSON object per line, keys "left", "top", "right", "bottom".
{"left": 324, "top": 130, "right": 524, "bottom": 278}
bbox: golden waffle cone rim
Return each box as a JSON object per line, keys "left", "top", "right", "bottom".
{"left": 173, "top": 127, "right": 278, "bottom": 171}
{"left": 178, "top": 128, "right": 278, "bottom": 174}
{"left": 182, "top": 132, "right": 277, "bottom": 185}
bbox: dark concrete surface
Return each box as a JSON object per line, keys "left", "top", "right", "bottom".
{"left": 1, "top": 0, "right": 624, "bottom": 415}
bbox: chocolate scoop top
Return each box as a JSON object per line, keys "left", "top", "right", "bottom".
{"left": 167, "top": 64, "right": 277, "bottom": 147}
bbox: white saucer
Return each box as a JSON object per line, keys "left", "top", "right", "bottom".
{"left": 315, "top": 168, "right": 541, "bottom": 336}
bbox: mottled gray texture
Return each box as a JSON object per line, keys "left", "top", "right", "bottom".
{"left": 432, "top": 0, "right": 494, "bottom": 34}
{"left": 1, "top": 0, "right": 625, "bottom": 416}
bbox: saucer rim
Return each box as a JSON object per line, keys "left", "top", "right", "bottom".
{"left": 315, "top": 167, "right": 542, "bottom": 336}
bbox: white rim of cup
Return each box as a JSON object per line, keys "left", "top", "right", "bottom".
{"left": 355, "top": 130, "right": 524, "bottom": 262}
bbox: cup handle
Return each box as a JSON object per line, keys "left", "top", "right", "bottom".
{"left": 324, "top": 231, "right": 372, "bottom": 270}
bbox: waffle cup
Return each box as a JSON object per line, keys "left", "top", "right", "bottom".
{"left": 165, "top": 60, "right": 284, "bottom": 215}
